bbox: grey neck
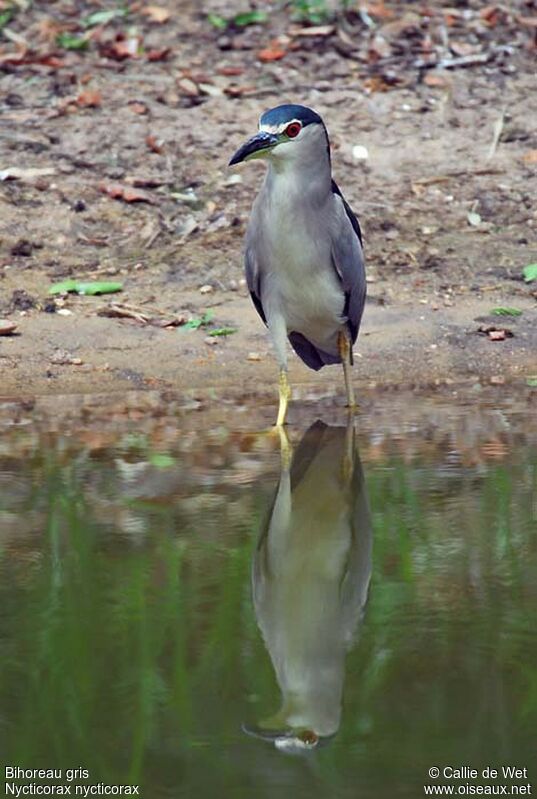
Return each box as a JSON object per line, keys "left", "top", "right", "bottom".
{"left": 265, "top": 138, "right": 332, "bottom": 206}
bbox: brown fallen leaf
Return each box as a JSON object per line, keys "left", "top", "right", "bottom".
{"left": 146, "top": 134, "right": 165, "bottom": 154}
{"left": 424, "top": 72, "right": 450, "bottom": 88}
{"left": 76, "top": 89, "right": 102, "bottom": 108}
{"left": 128, "top": 101, "right": 148, "bottom": 115}
{"left": 99, "top": 35, "right": 141, "bottom": 61}
{"left": 99, "top": 182, "right": 156, "bottom": 204}
{"left": 0, "top": 51, "right": 65, "bottom": 68}
{"left": 477, "top": 325, "right": 514, "bottom": 341}
{"left": 522, "top": 150, "right": 537, "bottom": 164}
{"left": 141, "top": 5, "right": 171, "bottom": 24}
{"left": 367, "top": 2, "right": 394, "bottom": 20}
{"left": 362, "top": 75, "right": 394, "bottom": 93}
{"left": 224, "top": 84, "right": 257, "bottom": 98}
{"left": 479, "top": 5, "right": 503, "bottom": 27}
{"left": 258, "top": 44, "right": 286, "bottom": 63}
{"left": 217, "top": 66, "right": 244, "bottom": 77}
{"left": 146, "top": 47, "right": 170, "bottom": 61}
{"left": 0, "top": 320, "right": 17, "bottom": 336}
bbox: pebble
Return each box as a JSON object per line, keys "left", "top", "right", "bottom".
{"left": 199, "top": 284, "right": 213, "bottom": 295}
{"left": 352, "top": 145, "right": 369, "bottom": 161}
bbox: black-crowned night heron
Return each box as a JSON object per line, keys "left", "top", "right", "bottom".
{"left": 229, "top": 104, "right": 366, "bottom": 426}
{"left": 244, "top": 420, "right": 372, "bottom": 751}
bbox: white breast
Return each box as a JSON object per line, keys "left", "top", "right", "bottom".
{"left": 258, "top": 173, "right": 345, "bottom": 352}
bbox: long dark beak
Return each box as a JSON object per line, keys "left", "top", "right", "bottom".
{"left": 229, "top": 131, "right": 278, "bottom": 166}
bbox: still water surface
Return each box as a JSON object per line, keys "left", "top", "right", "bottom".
{"left": 0, "top": 399, "right": 535, "bottom": 798}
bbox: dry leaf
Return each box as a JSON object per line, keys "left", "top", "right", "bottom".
{"left": 99, "top": 182, "right": 156, "bottom": 204}
{"left": 76, "top": 89, "right": 102, "bottom": 108}
{"left": 128, "top": 101, "right": 148, "bottom": 115}
{"left": 146, "top": 134, "right": 165, "bottom": 154}
{"left": 363, "top": 75, "right": 393, "bottom": 93}
{"left": 258, "top": 44, "right": 286, "bottom": 62}
{"left": 0, "top": 320, "right": 17, "bottom": 336}
{"left": 217, "top": 66, "right": 244, "bottom": 76}
{"left": 477, "top": 326, "right": 514, "bottom": 341}
{"left": 367, "top": 2, "right": 394, "bottom": 20}
{"left": 141, "top": 5, "right": 171, "bottom": 24}
{"left": 224, "top": 84, "right": 256, "bottom": 97}
{"left": 522, "top": 150, "right": 537, "bottom": 164}
{"left": 424, "top": 72, "right": 450, "bottom": 88}
{"left": 100, "top": 35, "right": 141, "bottom": 60}
{"left": 479, "top": 5, "right": 501, "bottom": 26}
{"left": 146, "top": 48, "right": 170, "bottom": 61}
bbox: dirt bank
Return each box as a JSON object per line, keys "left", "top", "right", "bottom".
{"left": 1, "top": 1, "right": 536, "bottom": 403}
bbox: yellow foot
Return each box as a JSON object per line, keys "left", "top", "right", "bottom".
{"left": 267, "top": 424, "right": 293, "bottom": 468}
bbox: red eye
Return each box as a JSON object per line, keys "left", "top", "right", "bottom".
{"left": 285, "top": 122, "right": 301, "bottom": 138}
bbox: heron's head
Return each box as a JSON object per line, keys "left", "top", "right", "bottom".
{"left": 229, "top": 104, "right": 329, "bottom": 169}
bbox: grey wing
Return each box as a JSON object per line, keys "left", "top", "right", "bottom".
{"left": 331, "top": 193, "right": 366, "bottom": 344}
{"left": 245, "top": 232, "right": 267, "bottom": 325}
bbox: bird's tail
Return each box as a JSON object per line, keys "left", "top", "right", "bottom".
{"left": 288, "top": 332, "right": 340, "bottom": 371}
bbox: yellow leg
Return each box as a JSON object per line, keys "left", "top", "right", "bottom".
{"left": 338, "top": 330, "right": 356, "bottom": 408}
{"left": 276, "top": 368, "right": 292, "bottom": 427}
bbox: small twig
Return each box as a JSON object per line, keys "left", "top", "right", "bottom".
{"left": 415, "top": 52, "right": 491, "bottom": 70}
{"left": 144, "top": 227, "right": 161, "bottom": 250}
{"left": 486, "top": 106, "right": 507, "bottom": 161}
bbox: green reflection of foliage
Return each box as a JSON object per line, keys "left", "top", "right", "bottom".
{"left": 0, "top": 444, "right": 535, "bottom": 798}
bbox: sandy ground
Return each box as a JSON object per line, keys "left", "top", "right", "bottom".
{"left": 0, "top": 1, "right": 536, "bottom": 407}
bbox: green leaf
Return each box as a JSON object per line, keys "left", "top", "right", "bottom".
{"left": 526, "top": 377, "right": 537, "bottom": 388}
{"left": 207, "top": 327, "right": 238, "bottom": 337}
{"left": 207, "top": 13, "right": 227, "bottom": 29}
{"left": 522, "top": 264, "right": 537, "bottom": 283}
{"left": 491, "top": 307, "right": 523, "bottom": 317}
{"left": 82, "top": 9, "right": 128, "bottom": 28}
{"left": 182, "top": 310, "right": 214, "bottom": 330}
{"left": 148, "top": 453, "right": 175, "bottom": 468}
{"left": 233, "top": 10, "right": 268, "bottom": 26}
{"left": 49, "top": 281, "right": 123, "bottom": 296}
{"left": 56, "top": 33, "right": 89, "bottom": 51}
{"left": 0, "top": 10, "right": 13, "bottom": 31}
{"left": 290, "top": 0, "right": 329, "bottom": 23}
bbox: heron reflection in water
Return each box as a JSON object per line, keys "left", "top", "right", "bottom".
{"left": 245, "top": 420, "right": 372, "bottom": 753}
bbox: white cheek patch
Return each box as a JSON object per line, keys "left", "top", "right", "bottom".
{"left": 259, "top": 120, "right": 302, "bottom": 135}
